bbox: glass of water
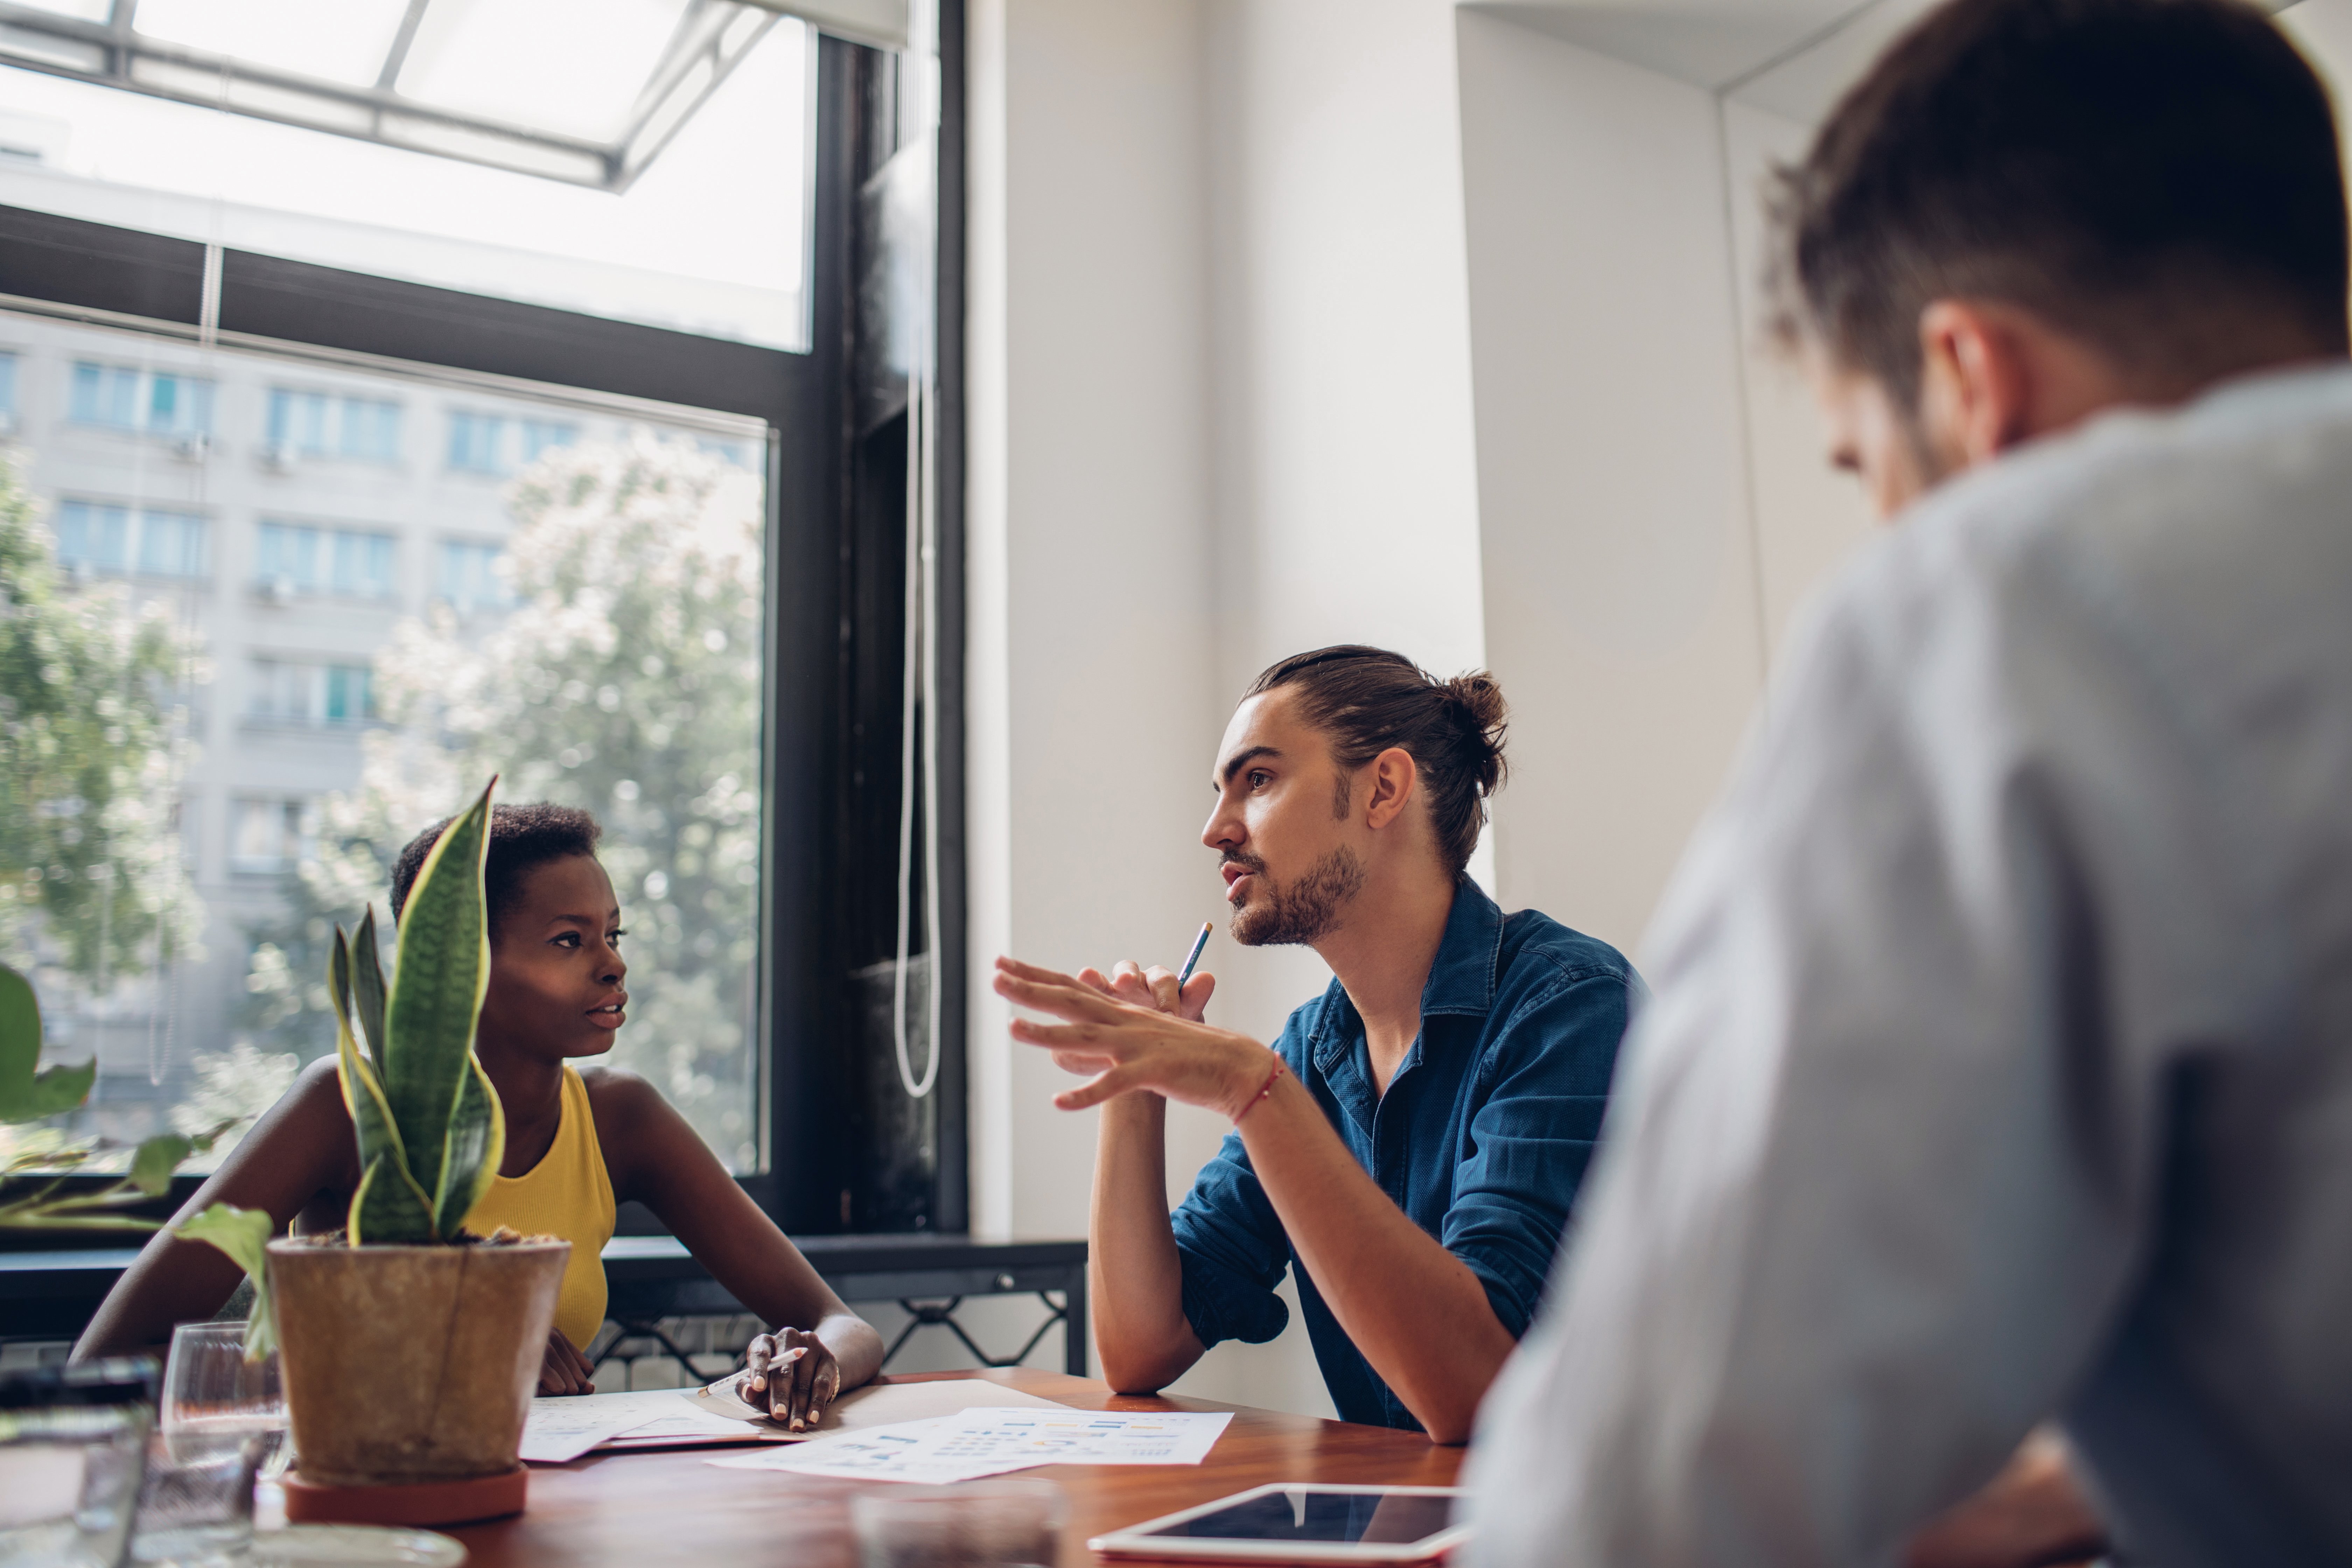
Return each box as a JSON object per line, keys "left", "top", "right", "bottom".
{"left": 130, "top": 1428, "right": 264, "bottom": 1568}
{"left": 850, "top": 1479, "right": 1067, "bottom": 1568}
{"left": 161, "top": 1323, "right": 285, "bottom": 1475}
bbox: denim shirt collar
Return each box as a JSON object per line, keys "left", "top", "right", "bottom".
{"left": 1306, "top": 879, "right": 1506, "bottom": 1083}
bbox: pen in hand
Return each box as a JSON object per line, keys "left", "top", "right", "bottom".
{"left": 1177, "top": 920, "right": 1212, "bottom": 988}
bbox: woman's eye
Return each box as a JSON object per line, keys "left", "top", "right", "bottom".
{"left": 608, "top": 930, "right": 626, "bottom": 948}
{"left": 1248, "top": 770, "right": 1271, "bottom": 790}
{"left": 552, "top": 933, "right": 580, "bottom": 949}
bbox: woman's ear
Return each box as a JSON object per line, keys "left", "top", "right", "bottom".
{"left": 1363, "top": 747, "right": 1418, "bottom": 831}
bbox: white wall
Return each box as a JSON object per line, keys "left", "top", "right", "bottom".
{"left": 964, "top": 0, "right": 1883, "bottom": 1419}
{"left": 1457, "top": 13, "right": 1765, "bottom": 955}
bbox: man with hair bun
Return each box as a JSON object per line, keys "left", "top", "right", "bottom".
{"left": 995, "top": 646, "right": 1637, "bottom": 1440}
{"left": 1470, "top": 0, "right": 2352, "bottom": 1563}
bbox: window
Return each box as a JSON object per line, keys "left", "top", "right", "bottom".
{"left": 0, "top": 351, "right": 17, "bottom": 422}
{"left": 438, "top": 539, "right": 512, "bottom": 612}
{"left": 247, "top": 658, "right": 376, "bottom": 727}
{"left": 229, "top": 798, "right": 315, "bottom": 874}
{"left": 448, "top": 411, "right": 506, "bottom": 474}
{"left": 519, "top": 419, "right": 576, "bottom": 465}
{"left": 254, "top": 522, "right": 397, "bottom": 599}
{"left": 69, "top": 361, "right": 214, "bottom": 438}
{"left": 266, "top": 389, "right": 403, "bottom": 463}
{"left": 53, "top": 499, "right": 208, "bottom": 578}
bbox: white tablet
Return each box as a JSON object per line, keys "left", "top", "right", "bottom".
{"left": 1088, "top": 1483, "right": 1472, "bottom": 1563}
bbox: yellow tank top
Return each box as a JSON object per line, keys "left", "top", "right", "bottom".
{"left": 467, "top": 1066, "right": 615, "bottom": 1350}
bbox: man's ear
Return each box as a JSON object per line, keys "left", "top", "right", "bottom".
{"left": 1917, "top": 299, "right": 2033, "bottom": 470}
{"left": 1362, "top": 747, "right": 1418, "bottom": 831}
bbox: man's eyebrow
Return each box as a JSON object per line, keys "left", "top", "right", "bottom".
{"left": 1216, "top": 745, "right": 1281, "bottom": 791}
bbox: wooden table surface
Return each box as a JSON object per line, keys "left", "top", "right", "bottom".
{"left": 447, "top": 1367, "right": 1463, "bottom": 1567}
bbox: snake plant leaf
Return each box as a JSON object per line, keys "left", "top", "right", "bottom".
{"left": 381, "top": 778, "right": 495, "bottom": 1210}
{"left": 331, "top": 927, "right": 410, "bottom": 1187}
{"left": 0, "top": 963, "right": 95, "bottom": 1125}
{"left": 351, "top": 906, "right": 389, "bottom": 1066}
{"left": 434, "top": 1055, "right": 505, "bottom": 1238}
{"left": 350, "top": 1149, "right": 436, "bottom": 1246}
{"left": 176, "top": 1202, "right": 278, "bottom": 1360}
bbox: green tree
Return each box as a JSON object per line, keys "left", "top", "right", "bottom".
{"left": 0, "top": 451, "right": 200, "bottom": 993}
{"left": 244, "top": 436, "right": 764, "bottom": 1167}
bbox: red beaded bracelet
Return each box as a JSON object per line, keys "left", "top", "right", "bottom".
{"left": 1234, "top": 1055, "right": 1285, "bottom": 1124}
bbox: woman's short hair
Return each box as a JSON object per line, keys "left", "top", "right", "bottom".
{"left": 388, "top": 802, "right": 602, "bottom": 936}
{"left": 1246, "top": 645, "right": 1507, "bottom": 880}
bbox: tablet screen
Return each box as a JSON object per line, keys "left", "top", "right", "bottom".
{"left": 1147, "top": 1489, "right": 1457, "bottom": 1546}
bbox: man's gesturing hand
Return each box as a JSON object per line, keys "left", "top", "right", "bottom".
{"left": 995, "top": 955, "right": 1276, "bottom": 1118}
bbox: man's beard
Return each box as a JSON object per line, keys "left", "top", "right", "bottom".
{"left": 1227, "top": 845, "right": 1367, "bottom": 947}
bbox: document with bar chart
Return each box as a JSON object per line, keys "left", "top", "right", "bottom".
{"left": 907, "top": 1407, "right": 1234, "bottom": 1467}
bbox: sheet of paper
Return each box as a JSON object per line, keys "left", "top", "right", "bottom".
{"left": 689, "top": 1374, "right": 1080, "bottom": 1441}
{"left": 907, "top": 1407, "right": 1234, "bottom": 1468}
{"left": 707, "top": 1417, "right": 1038, "bottom": 1485}
{"left": 520, "top": 1390, "right": 755, "bottom": 1462}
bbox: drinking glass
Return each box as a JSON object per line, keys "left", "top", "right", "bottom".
{"left": 0, "top": 1357, "right": 155, "bottom": 1568}
{"left": 130, "top": 1429, "right": 264, "bottom": 1568}
{"left": 850, "top": 1479, "right": 1066, "bottom": 1568}
{"left": 161, "top": 1322, "right": 286, "bottom": 1476}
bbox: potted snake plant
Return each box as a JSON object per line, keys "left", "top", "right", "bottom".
{"left": 186, "top": 779, "right": 567, "bottom": 1518}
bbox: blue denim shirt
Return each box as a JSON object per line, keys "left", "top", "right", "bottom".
{"left": 1169, "top": 879, "right": 1637, "bottom": 1430}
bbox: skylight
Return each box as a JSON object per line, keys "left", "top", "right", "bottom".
{"left": 0, "top": 0, "right": 791, "bottom": 190}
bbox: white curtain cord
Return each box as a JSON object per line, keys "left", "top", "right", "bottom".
{"left": 891, "top": 367, "right": 942, "bottom": 1100}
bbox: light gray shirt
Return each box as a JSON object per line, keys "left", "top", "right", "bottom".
{"left": 1466, "top": 363, "right": 2352, "bottom": 1568}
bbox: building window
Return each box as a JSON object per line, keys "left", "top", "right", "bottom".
{"left": 0, "top": 351, "right": 17, "bottom": 424}
{"left": 436, "top": 539, "right": 511, "bottom": 612}
{"left": 447, "top": 411, "right": 506, "bottom": 474}
{"left": 248, "top": 659, "right": 376, "bottom": 727}
{"left": 254, "top": 521, "right": 397, "bottom": 600}
{"left": 53, "top": 499, "right": 209, "bottom": 579}
{"left": 229, "top": 797, "right": 315, "bottom": 874}
{"left": 266, "top": 389, "right": 403, "bottom": 463}
{"left": 69, "top": 361, "right": 214, "bottom": 438}
{"left": 519, "top": 419, "right": 576, "bottom": 465}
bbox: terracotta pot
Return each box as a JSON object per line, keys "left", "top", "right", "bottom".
{"left": 267, "top": 1237, "right": 569, "bottom": 1487}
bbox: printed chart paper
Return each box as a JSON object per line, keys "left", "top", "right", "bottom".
{"left": 520, "top": 1390, "right": 757, "bottom": 1462}
{"left": 908, "top": 1407, "right": 1233, "bottom": 1468}
{"left": 708, "top": 1418, "right": 1036, "bottom": 1485}
{"left": 690, "top": 1374, "right": 1078, "bottom": 1441}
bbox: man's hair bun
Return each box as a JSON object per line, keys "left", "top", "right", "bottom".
{"left": 1437, "top": 672, "right": 1508, "bottom": 797}
{"left": 1244, "top": 645, "right": 1511, "bottom": 880}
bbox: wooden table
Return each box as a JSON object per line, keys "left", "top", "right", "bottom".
{"left": 447, "top": 1367, "right": 1462, "bottom": 1566}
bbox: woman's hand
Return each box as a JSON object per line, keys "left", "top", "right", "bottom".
{"left": 995, "top": 956, "right": 1274, "bottom": 1116}
{"left": 737, "top": 1325, "right": 842, "bottom": 1432}
{"left": 537, "top": 1329, "right": 596, "bottom": 1395}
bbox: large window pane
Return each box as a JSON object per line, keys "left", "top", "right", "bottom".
{"left": 1, "top": 312, "right": 769, "bottom": 1172}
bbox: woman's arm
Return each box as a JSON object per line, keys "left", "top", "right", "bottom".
{"left": 74, "top": 1057, "right": 360, "bottom": 1360}
{"left": 587, "top": 1070, "right": 884, "bottom": 1428}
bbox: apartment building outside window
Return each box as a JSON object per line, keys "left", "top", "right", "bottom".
{"left": 248, "top": 657, "right": 377, "bottom": 727}
{"left": 228, "top": 798, "right": 315, "bottom": 875}
{"left": 69, "top": 361, "right": 214, "bottom": 439}
{"left": 0, "top": 351, "right": 17, "bottom": 428}
{"left": 448, "top": 411, "right": 576, "bottom": 475}
{"left": 265, "top": 389, "right": 403, "bottom": 463}
{"left": 438, "top": 538, "right": 512, "bottom": 612}
{"left": 253, "top": 520, "right": 398, "bottom": 599}
{"left": 52, "top": 499, "right": 209, "bottom": 579}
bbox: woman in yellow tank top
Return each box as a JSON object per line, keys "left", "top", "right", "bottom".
{"left": 79, "top": 805, "right": 883, "bottom": 1434}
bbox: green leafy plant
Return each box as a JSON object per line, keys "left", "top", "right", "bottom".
{"left": 179, "top": 779, "right": 507, "bottom": 1357}
{"left": 0, "top": 961, "right": 226, "bottom": 1229}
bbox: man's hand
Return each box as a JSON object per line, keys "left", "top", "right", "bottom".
{"left": 537, "top": 1329, "right": 595, "bottom": 1395}
{"left": 995, "top": 957, "right": 1273, "bottom": 1116}
{"left": 1903, "top": 1428, "right": 2106, "bottom": 1568}
{"left": 736, "top": 1325, "right": 842, "bottom": 1432}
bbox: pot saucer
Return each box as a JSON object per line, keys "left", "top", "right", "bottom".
{"left": 252, "top": 1525, "right": 467, "bottom": 1566}
{"left": 282, "top": 1466, "right": 525, "bottom": 1528}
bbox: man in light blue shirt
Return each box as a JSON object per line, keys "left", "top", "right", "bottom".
{"left": 1470, "top": 1, "right": 2352, "bottom": 1564}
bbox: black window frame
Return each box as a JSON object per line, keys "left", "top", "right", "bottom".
{"left": 0, "top": 12, "right": 965, "bottom": 1245}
